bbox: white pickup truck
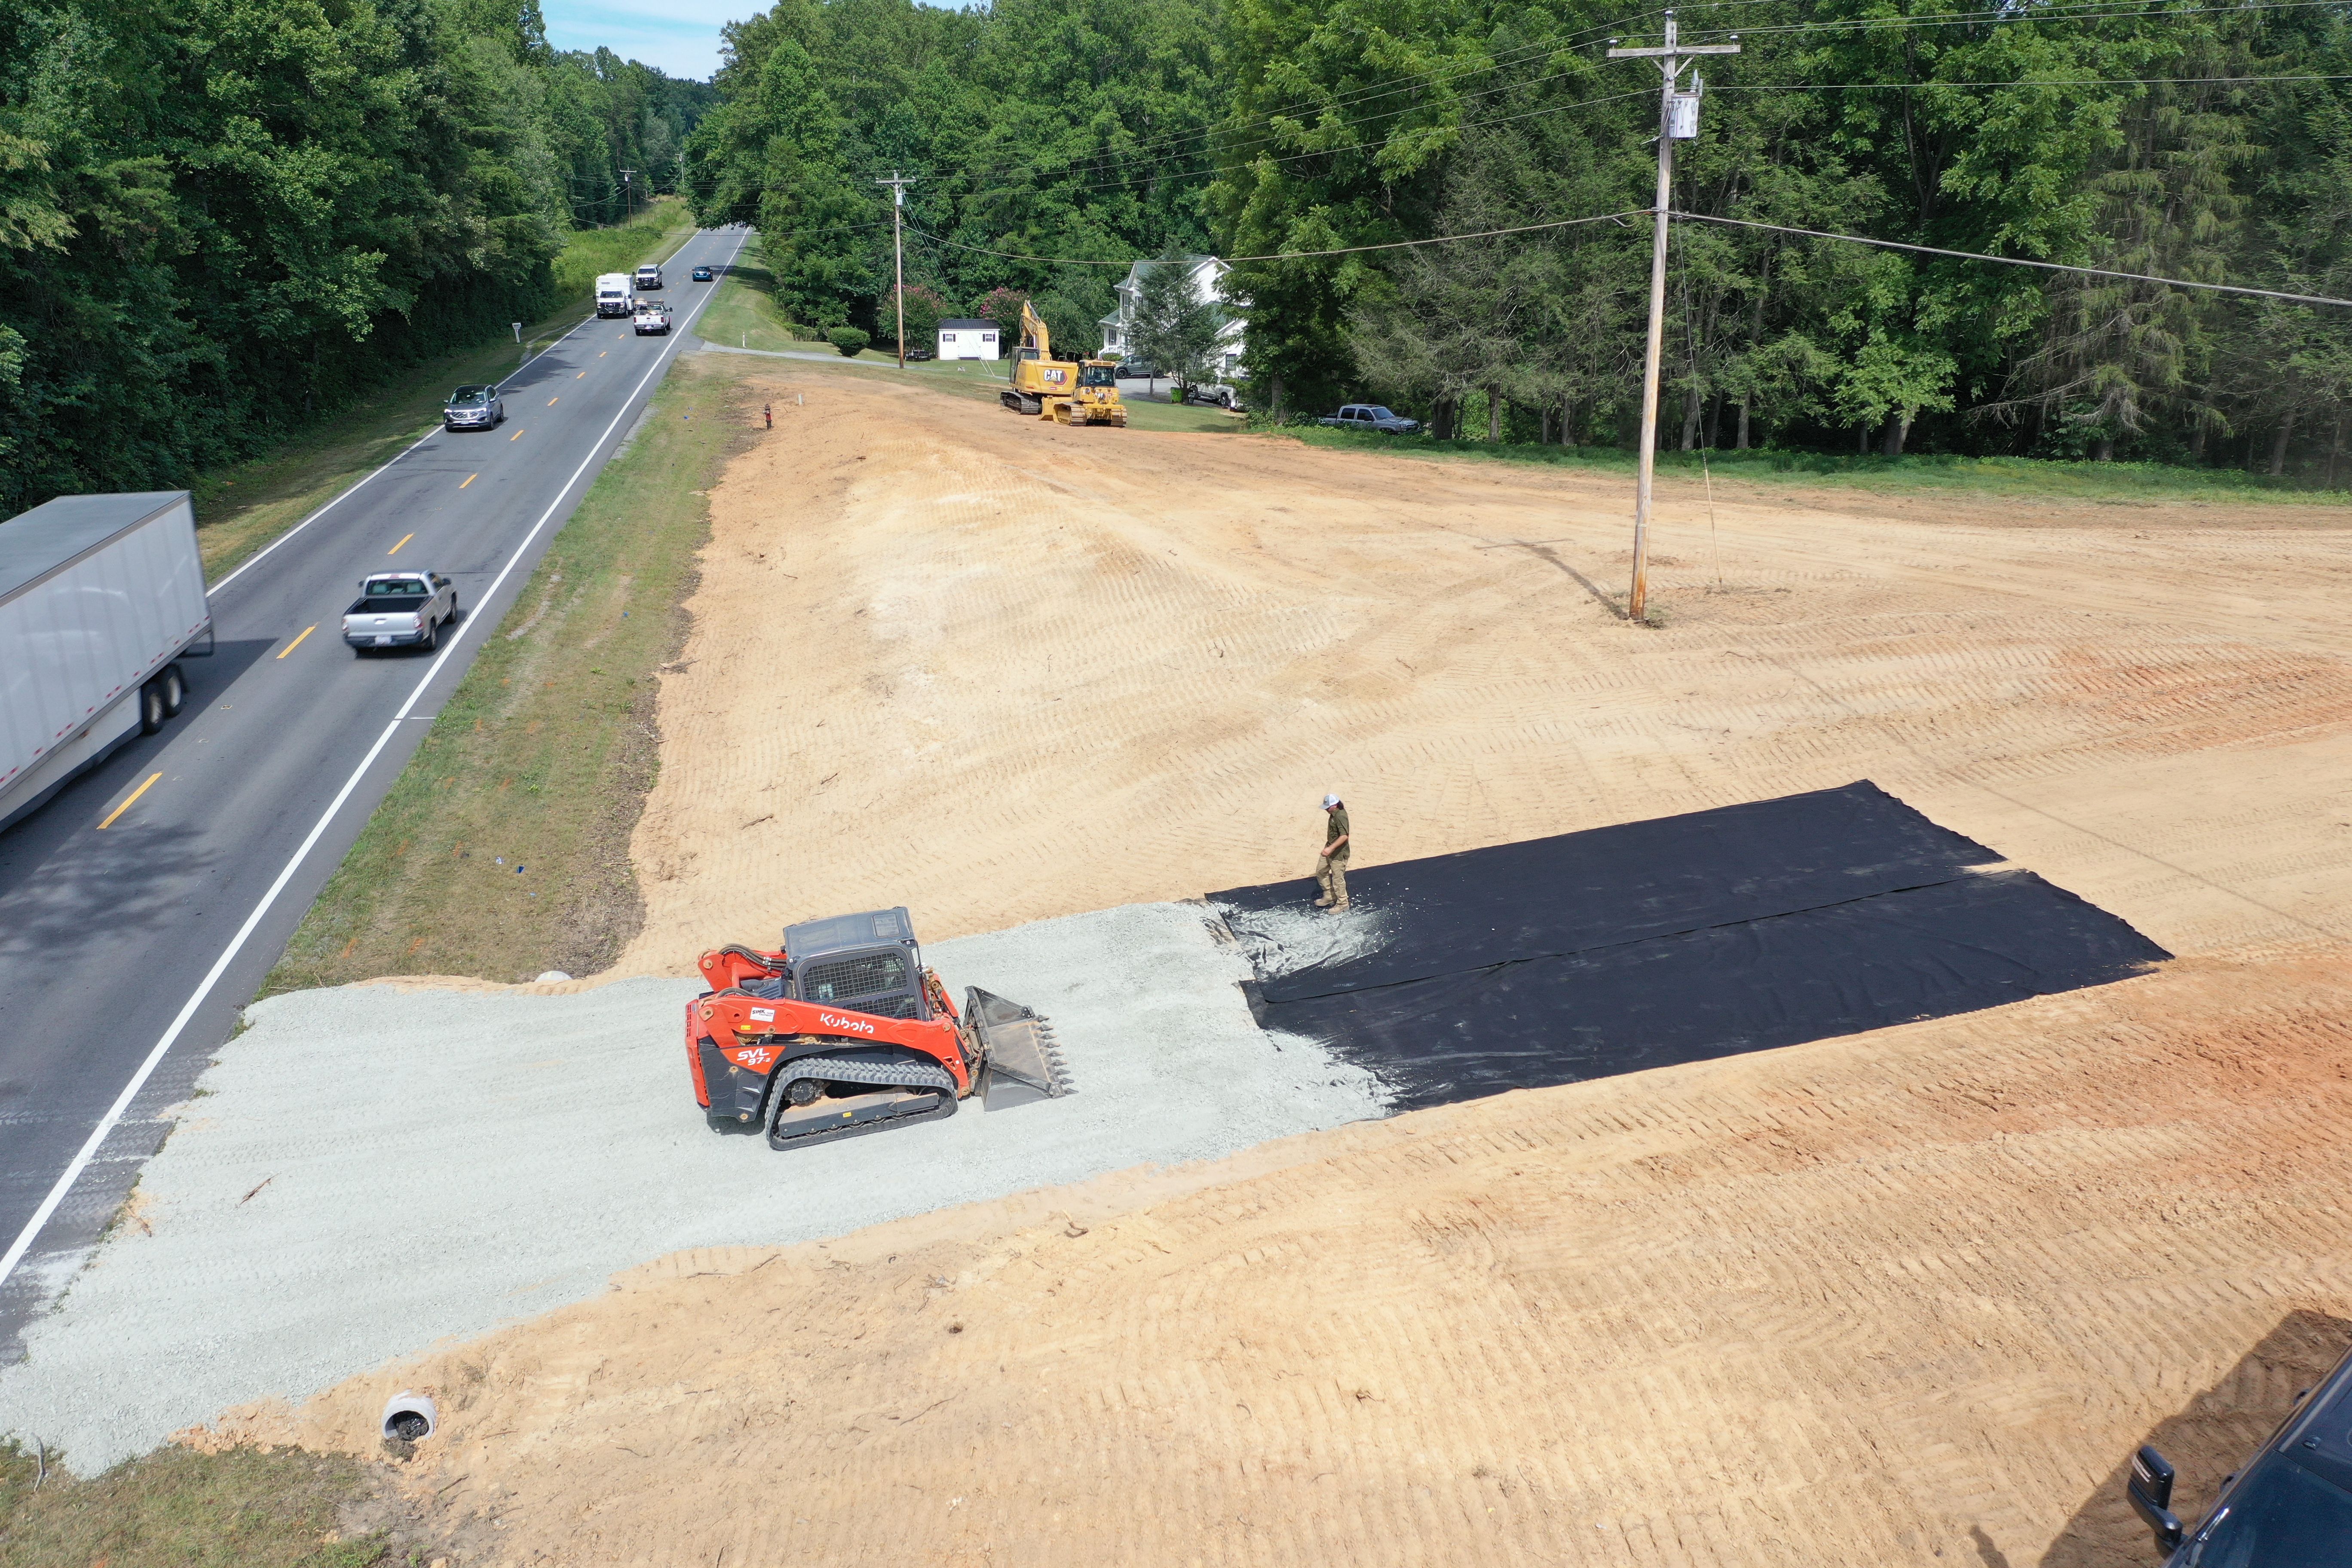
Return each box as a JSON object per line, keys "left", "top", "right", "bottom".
{"left": 594, "top": 273, "right": 634, "bottom": 318}
{"left": 341, "top": 571, "right": 458, "bottom": 654}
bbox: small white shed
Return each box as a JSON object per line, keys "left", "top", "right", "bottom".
{"left": 936, "top": 318, "right": 1001, "bottom": 361}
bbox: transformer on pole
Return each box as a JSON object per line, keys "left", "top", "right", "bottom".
{"left": 1607, "top": 12, "right": 1737, "bottom": 625}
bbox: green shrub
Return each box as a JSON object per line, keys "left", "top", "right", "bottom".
{"left": 828, "top": 327, "right": 870, "bottom": 358}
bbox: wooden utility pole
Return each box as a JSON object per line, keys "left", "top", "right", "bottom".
{"left": 1608, "top": 12, "right": 1736, "bottom": 625}
{"left": 876, "top": 172, "right": 916, "bottom": 369}
{"left": 618, "top": 168, "right": 634, "bottom": 225}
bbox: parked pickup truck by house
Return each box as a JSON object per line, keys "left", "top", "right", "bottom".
{"left": 342, "top": 572, "right": 458, "bottom": 654}
{"left": 1319, "top": 404, "right": 1421, "bottom": 434}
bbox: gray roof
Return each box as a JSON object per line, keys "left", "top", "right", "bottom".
{"left": 937, "top": 318, "right": 999, "bottom": 330}
{"left": 0, "top": 491, "right": 188, "bottom": 606}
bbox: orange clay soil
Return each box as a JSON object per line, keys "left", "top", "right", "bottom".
{"left": 231, "top": 369, "right": 2352, "bottom": 1565}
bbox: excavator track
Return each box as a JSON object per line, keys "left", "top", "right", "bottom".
{"left": 766, "top": 1048, "right": 957, "bottom": 1151}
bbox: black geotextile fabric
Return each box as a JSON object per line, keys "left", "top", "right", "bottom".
{"left": 1210, "top": 781, "right": 2169, "bottom": 1112}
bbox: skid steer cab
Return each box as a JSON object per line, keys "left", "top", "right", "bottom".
{"left": 685, "top": 906, "right": 1071, "bottom": 1152}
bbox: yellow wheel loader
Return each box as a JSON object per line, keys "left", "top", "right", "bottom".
{"left": 1000, "top": 301, "right": 1127, "bottom": 426}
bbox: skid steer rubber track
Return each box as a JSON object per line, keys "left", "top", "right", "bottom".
{"left": 967, "top": 987, "right": 1074, "bottom": 1110}
{"left": 767, "top": 1049, "right": 956, "bottom": 1151}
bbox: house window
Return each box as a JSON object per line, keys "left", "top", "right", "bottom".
{"left": 981, "top": 332, "right": 996, "bottom": 343}
{"left": 941, "top": 332, "right": 957, "bottom": 343}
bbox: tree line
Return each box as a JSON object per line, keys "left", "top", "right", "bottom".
{"left": 0, "top": 0, "right": 713, "bottom": 513}
{"left": 691, "top": 0, "right": 2352, "bottom": 477}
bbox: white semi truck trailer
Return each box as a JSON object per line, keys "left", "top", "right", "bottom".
{"left": 0, "top": 491, "right": 212, "bottom": 834}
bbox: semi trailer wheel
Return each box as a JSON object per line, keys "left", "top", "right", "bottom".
{"left": 139, "top": 680, "right": 166, "bottom": 735}
{"left": 161, "top": 665, "right": 187, "bottom": 716}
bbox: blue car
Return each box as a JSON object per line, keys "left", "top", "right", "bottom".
{"left": 692, "top": 265, "right": 714, "bottom": 281}
{"left": 2130, "top": 1337, "right": 2352, "bottom": 1563}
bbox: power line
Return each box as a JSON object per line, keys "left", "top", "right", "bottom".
{"left": 1672, "top": 209, "right": 2352, "bottom": 306}
{"left": 1682, "top": 0, "right": 2349, "bottom": 42}
{"left": 912, "top": 58, "right": 2329, "bottom": 222}
{"left": 849, "top": 15, "right": 1653, "bottom": 190}
{"left": 843, "top": 0, "right": 2345, "bottom": 195}
{"left": 910, "top": 210, "right": 1649, "bottom": 269}
{"left": 1712, "top": 70, "right": 2350, "bottom": 90}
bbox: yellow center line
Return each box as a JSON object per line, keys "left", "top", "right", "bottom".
{"left": 575, "top": 371, "right": 585, "bottom": 379}
{"left": 98, "top": 772, "right": 162, "bottom": 830}
{"left": 388, "top": 533, "right": 413, "bottom": 555}
{"left": 547, "top": 396, "right": 559, "bottom": 407}
{"left": 510, "top": 428, "right": 524, "bottom": 441}
{"left": 460, "top": 472, "right": 477, "bottom": 489}
{"left": 599, "top": 351, "right": 607, "bottom": 358}
{"left": 277, "top": 624, "right": 316, "bottom": 659}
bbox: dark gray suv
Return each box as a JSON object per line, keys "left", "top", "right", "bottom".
{"left": 2129, "top": 1337, "right": 2352, "bottom": 1564}
{"left": 443, "top": 385, "right": 505, "bottom": 431}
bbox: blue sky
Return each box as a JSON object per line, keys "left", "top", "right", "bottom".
{"left": 542, "top": 0, "right": 738, "bottom": 81}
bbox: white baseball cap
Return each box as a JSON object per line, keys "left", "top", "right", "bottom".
{"left": 1323, "top": 793, "right": 1341, "bottom": 808}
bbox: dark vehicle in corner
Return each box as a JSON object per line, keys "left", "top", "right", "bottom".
{"left": 442, "top": 385, "right": 505, "bottom": 431}
{"left": 691, "top": 265, "right": 714, "bottom": 281}
{"left": 2127, "top": 1337, "right": 2352, "bottom": 1565}
{"left": 1318, "top": 404, "right": 1420, "bottom": 434}
{"left": 342, "top": 572, "right": 458, "bottom": 654}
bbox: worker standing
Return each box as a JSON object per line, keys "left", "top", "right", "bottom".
{"left": 1314, "top": 793, "right": 1351, "bottom": 911}
{"left": 763, "top": 402, "right": 773, "bottom": 429}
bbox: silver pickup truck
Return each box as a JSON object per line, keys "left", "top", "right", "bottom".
{"left": 1319, "top": 404, "right": 1421, "bottom": 434}
{"left": 342, "top": 571, "right": 458, "bottom": 654}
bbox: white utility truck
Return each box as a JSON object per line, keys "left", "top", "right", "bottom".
{"left": 0, "top": 491, "right": 212, "bottom": 834}
{"left": 594, "top": 273, "right": 634, "bottom": 318}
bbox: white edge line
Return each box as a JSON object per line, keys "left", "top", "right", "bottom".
{"left": 0, "top": 226, "right": 751, "bottom": 1295}
{"left": 208, "top": 313, "right": 599, "bottom": 595}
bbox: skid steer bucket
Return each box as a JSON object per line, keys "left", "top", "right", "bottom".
{"left": 966, "top": 986, "right": 1072, "bottom": 1110}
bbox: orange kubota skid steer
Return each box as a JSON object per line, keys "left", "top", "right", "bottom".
{"left": 685, "top": 907, "right": 1071, "bottom": 1151}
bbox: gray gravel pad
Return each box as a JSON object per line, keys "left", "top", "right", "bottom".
{"left": 0, "top": 901, "right": 1387, "bottom": 1471}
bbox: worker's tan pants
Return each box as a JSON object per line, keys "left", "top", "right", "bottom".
{"left": 1315, "top": 855, "right": 1350, "bottom": 908}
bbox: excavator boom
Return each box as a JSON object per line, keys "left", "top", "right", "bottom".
{"left": 1001, "top": 300, "right": 1127, "bottom": 426}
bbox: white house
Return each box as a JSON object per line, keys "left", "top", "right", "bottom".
{"left": 1098, "top": 256, "right": 1246, "bottom": 379}
{"left": 936, "top": 317, "right": 1001, "bottom": 361}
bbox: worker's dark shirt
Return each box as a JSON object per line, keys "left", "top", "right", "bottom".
{"left": 1324, "top": 806, "right": 1351, "bottom": 859}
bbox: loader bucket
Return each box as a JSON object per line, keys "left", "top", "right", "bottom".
{"left": 966, "top": 986, "right": 1072, "bottom": 1109}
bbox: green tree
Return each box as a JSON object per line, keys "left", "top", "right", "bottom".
{"left": 1128, "top": 254, "right": 1221, "bottom": 392}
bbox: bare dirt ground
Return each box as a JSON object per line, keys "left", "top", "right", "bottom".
{"left": 224, "top": 371, "right": 2352, "bottom": 1565}
{"left": 616, "top": 372, "right": 2350, "bottom": 971}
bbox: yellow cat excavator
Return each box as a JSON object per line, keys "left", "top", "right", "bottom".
{"left": 1001, "top": 301, "right": 1127, "bottom": 426}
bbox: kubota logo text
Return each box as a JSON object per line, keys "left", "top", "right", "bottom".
{"left": 819, "top": 1011, "right": 878, "bottom": 1035}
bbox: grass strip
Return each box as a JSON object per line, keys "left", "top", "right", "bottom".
{"left": 191, "top": 199, "right": 698, "bottom": 583}
{"left": 1265, "top": 423, "right": 2352, "bottom": 507}
{"left": 262, "top": 352, "right": 753, "bottom": 994}
{"left": 0, "top": 1441, "right": 420, "bottom": 1567}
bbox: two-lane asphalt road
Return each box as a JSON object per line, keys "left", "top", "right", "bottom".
{"left": 0, "top": 227, "right": 748, "bottom": 1357}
